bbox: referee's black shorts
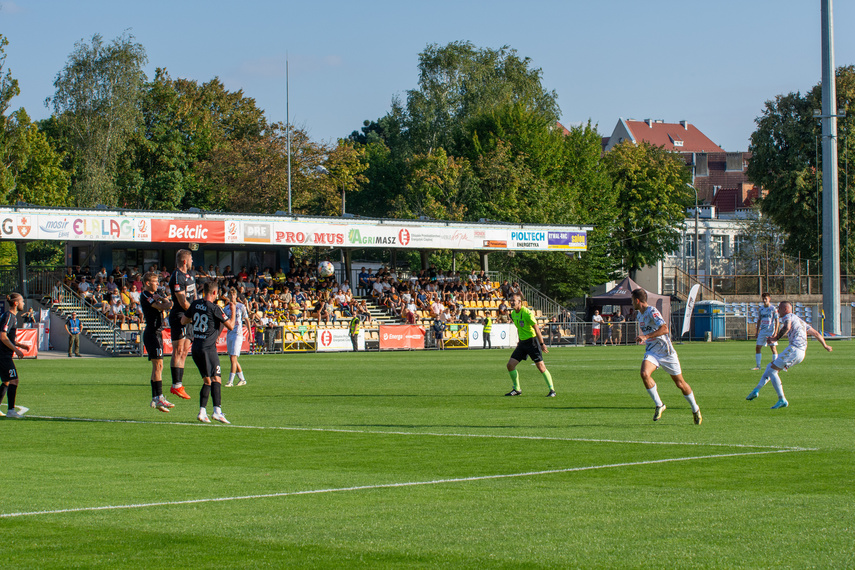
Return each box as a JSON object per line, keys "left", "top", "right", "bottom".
{"left": 510, "top": 337, "right": 544, "bottom": 363}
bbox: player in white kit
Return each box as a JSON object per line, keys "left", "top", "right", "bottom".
{"left": 223, "top": 288, "right": 252, "bottom": 387}
{"left": 632, "top": 288, "right": 702, "bottom": 424}
{"left": 752, "top": 293, "right": 779, "bottom": 370}
{"left": 746, "top": 301, "right": 832, "bottom": 408}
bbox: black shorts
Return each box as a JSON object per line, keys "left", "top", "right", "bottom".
{"left": 169, "top": 315, "right": 194, "bottom": 343}
{"left": 510, "top": 337, "right": 544, "bottom": 364}
{"left": 0, "top": 356, "right": 17, "bottom": 383}
{"left": 143, "top": 331, "right": 164, "bottom": 361}
{"left": 191, "top": 348, "right": 221, "bottom": 379}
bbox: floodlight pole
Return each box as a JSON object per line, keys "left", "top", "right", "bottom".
{"left": 821, "top": 0, "right": 841, "bottom": 335}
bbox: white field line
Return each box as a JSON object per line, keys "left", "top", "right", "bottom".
{"left": 27, "top": 415, "right": 815, "bottom": 452}
{"left": 0, "top": 447, "right": 808, "bottom": 519}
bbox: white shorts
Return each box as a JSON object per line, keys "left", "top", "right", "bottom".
{"left": 643, "top": 351, "right": 682, "bottom": 376}
{"left": 772, "top": 346, "right": 805, "bottom": 370}
{"left": 756, "top": 332, "right": 778, "bottom": 347}
{"left": 226, "top": 334, "right": 242, "bottom": 356}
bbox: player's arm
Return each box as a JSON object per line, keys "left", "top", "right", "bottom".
{"left": 180, "top": 310, "right": 192, "bottom": 326}
{"left": 222, "top": 293, "right": 238, "bottom": 331}
{"left": 0, "top": 331, "right": 25, "bottom": 358}
{"left": 151, "top": 296, "right": 173, "bottom": 311}
{"left": 806, "top": 326, "right": 833, "bottom": 352}
{"left": 174, "top": 289, "right": 190, "bottom": 312}
{"left": 769, "top": 320, "right": 791, "bottom": 344}
{"left": 637, "top": 322, "right": 669, "bottom": 344}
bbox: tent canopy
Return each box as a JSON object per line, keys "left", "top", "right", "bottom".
{"left": 587, "top": 277, "right": 671, "bottom": 325}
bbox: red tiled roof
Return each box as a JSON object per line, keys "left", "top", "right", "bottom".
{"left": 625, "top": 120, "right": 724, "bottom": 153}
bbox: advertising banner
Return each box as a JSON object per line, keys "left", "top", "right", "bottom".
{"left": 0, "top": 206, "right": 588, "bottom": 252}
{"left": 151, "top": 219, "right": 225, "bottom": 243}
{"left": 379, "top": 324, "right": 425, "bottom": 350}
{"left": 547, "top": 230, "right": 587, "bottom": 251}
{"left": 489, "top": 324, "right": 517, "bottom": 348}
{"left": 16, "top": 329, "right": 39, "bottom": 358}
{"left": 316, "top": 328, "right": 364, "bottom": 352}
{"left": 39, "top": 309, "right": 51, "bottom": 351}
{"left": 159, "top": 328, "right": 250, "bottom": 356}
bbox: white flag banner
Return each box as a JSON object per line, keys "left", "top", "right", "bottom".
{"left": 681, "top": 284, "right": 701, "bottom": 337}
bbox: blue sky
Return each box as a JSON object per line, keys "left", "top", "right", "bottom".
{"left": 2, "top": 0, "right": 853, "bottom": 152}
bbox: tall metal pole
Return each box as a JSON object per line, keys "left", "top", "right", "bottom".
{"left": 286, "top": 55, "right": 292, "bottom": 215}
{"left": 821, "top": 0, "right": 841, "bottom": 334}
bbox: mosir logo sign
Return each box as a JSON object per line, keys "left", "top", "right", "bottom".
{"left": 152, "top": 220, "right": 225, "bottom": 243}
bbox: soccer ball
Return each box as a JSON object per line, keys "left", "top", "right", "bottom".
{"left": 318, "top": 261, "right": 335, "bottom": 278}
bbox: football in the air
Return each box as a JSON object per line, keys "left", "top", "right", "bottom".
{"left": 318, "top": 261, "right": 335, "bottom": 278}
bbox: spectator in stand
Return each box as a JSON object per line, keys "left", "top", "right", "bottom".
{"left": 238, "top": 266, "right": 249, "bottom": 282}
{"left": 77, "top": 277, "right": 91, "bottom": 297}
{"left": 416, "top": 290, "right": 429, "bottom": 310}
{"left": 128, "top": 284, "right": 141, "bottom": 308}
{"left": 405, "top": 300, "right": 418, "bottom": 324}
{"left": 509, "top": 281, "right": 522, "bottom": 297}
{"left": 371, "top": 278, "right": 385, "bottom": 300}
{"left": 131, "top": 274, "right": 144, "bottom": 293}
{"left": 52, "top": 280, "right": 64, "bottom": 306}
{"left": 105, "top": 275, "right": 118, "bottom": 294}
{"left": 107, "top": 291, "right": 126, "bottom": 325}
{"left": 64, "top": 266, "right": 76, "bottom": 286}
{"left": 497, "top": 299, "right": 510, "bottom": 323}
{"left": 429, "top": 296, "right": 444, "bottom": 320}
{"left": 96, "top": 267, "right": 108, "bottom": 281}
{"left": 500, "top": 280, "right": 511, "bottom": 299}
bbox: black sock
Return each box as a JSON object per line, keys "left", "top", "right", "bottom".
{"left": 151, "top": 380, "right": 157, "bottom": 398}
{"left": 212, "top": 382, "right": 222, "bottom": 408}
{"left": 200, "top": 384, "right": 211, "bottom": 408}
{"left": 170, "top": 366, "right": 179, "bottom": 386}
{"left": 7, "top": 384, "right": 16, "bottom": 408}
{"left": 177, "top": 367, "right": 184, "bottom": 385}
{"left": 154, "top": 380, "right": 162, "bottom": 398}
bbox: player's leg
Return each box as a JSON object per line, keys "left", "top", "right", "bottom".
{"left": 235, "top": 354, "right": 246, "bottom": 386}
{"left": 767, "top": 363, "right": 788, "bottom": 408}
{"left": 754, "top": 340, "right": 763, "bottom": 370}
{"left": 4, "top": 377, "right": 25, "bottom": 418}
{"left": 640, "top": 357, "right": 666, "bottom": 420}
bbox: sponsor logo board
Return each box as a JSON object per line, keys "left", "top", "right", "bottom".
{"left": 152, "top": 219, "right": 225, "bottom": 243}
{"left": 547, "top": 230, "right": 587, "bottom": 250}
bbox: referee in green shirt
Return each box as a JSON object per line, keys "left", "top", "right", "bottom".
{"left": 506, "top": 293, "right": 555, "bottom": 397}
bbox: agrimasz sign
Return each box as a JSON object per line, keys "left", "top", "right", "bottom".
{"left": 0, "top": 210, "right": 588, "bottom": 252}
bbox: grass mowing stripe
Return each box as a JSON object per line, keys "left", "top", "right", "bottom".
{"left": 26, "top": 414, "right": 814, "bottom": 451}
{"left": 0, "top": 447, "right": 809, "bottom": 519}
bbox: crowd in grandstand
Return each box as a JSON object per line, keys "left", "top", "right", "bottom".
{"left": 56, "top": 259, "right": 522, "bottom": 332}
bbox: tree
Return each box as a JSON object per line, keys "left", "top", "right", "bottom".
{"left": 48, "top": 33, "right": 147, "bottom": 207}
{"left": 604, "top": 141, "right": 692, "bottom": 276}
{"left": 748, "top": 65, "right": 855, "bottom": 271}
{"left": 402, "top": 41, "right": 560, "bottom": 157}
{"left": 390, "top": 149, "right": 475, "bottom": 221}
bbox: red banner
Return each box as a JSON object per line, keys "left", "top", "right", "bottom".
{"left": 151, "top": 219, "right": 225, "bottom": 243}
{"left": 154, "top": 329, "right": 250, "bottom": 356}
{"left": 15, "top": 328, "right": 38, "bottom": 358}
{"left": 379, "top": 324, "right": 425, "bottom": 350}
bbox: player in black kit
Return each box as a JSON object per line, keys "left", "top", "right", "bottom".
{"left": 141, "top": 271, "right": 175, "bottom": 413}
{"left": 0, "top": 292, "right": 30, "bottom": 418}
{"left": 182, "top": 281, "right": 236, "bottom": 424}
{"left": 168, "top": 249, "right": 197, "bottom": 400}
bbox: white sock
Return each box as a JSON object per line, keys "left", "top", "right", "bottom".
{"left": 769, "top": 369, "right": 785, "bottom": 400}
{"left": 214, "top": 406, "right": 222, "bottom": 415}
{"left": 228, "top": 373, "right": 235, "bottom": 383}
{"left": 756, "top": 365, "right": 774, "bottom": 391}
{"left": 238, "top": 372, "right": 245, "bottom": 380}
{"left": 199, "top": 407, "right": 207, "bottom": 416}
{"left": 684, "top": 392, "right": 700, "bottom": 413}
{"left": 755, "top": 353, "right": 762, "bottom": 368}
{"left": 646, "top": 386, "right": 663, "bottom": 407}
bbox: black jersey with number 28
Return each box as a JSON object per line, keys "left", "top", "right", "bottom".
{"left": 187, "top": 299, "right": 227, "bottom": 352}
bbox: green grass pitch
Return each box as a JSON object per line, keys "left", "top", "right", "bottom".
{"left": 2, "top": 341, "right": 853, "bottom": 568}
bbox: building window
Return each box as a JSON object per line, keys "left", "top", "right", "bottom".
{"left": 726, "top": 153, "right": 743, "bottom": 172}
{"left": 695, "top": 153, "right": 709, "bottom": 177}
{"left": 711, "top": 235, "right": 726, "bottom": 258}
{"left": 685, "top": 238, "right": 696, "bottom": 258}
{"left": 734, "top": 235, "right": 749, "bottom": 256}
